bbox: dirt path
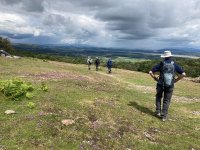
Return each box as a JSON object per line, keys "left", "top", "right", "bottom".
{"left": 97, "top": 72, "right": 200, "bottom": 103}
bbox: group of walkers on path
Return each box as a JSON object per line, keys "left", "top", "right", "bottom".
{"left": 87, "top": 56, "right": 113, "bottom": 73}
{"left": 87, "top": 51, "right": 186, "bottom": 122}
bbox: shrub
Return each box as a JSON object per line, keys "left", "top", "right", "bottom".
{"left": 0, "top": 79, "right": 34, "bottom": 100}
{"left": 27, "top": 102, "right": 36, "bottom": 109}
{"left": 41, "top": 82, "right": 48, "bottom": 92}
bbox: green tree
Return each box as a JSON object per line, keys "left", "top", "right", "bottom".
{"left": 0, "top": 36, "right": 14, "bottom": 54}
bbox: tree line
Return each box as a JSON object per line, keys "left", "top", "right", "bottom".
{"left": 113, "top": 58, "right": 200, "bottom": 78}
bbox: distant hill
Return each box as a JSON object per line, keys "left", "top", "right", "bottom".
{"left": 13, "top": 43, "right": 200, "bottom": 59}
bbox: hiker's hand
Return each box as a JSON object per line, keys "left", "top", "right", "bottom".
{"left": 154, "top": 76, "right": 159, "bottom": 81}
{"left": 174, "top": 72, "right": 186, "bottom": 83}
{"left": 149, "top": 71, "right": 158, "bottom": 81}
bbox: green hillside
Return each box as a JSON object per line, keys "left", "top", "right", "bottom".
{"left": 0, "top": 57, "right": 199, "bottom": 150}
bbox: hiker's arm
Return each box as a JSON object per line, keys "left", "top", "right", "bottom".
{"left": 149, "top": 62, "right": 162, "bottom": 81}
{"left": 174, "top": 72, "right": 186, "bottom": 83}
{"left": 149, "top": 71, "right": 159, "bottom": 81}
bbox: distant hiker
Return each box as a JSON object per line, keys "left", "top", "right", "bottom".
{"left": 87, "top": 56, "right": 92, "bottom": 70}
{"left": 106, "top": 58, "right": 113, "bottom": 73}
{"left": 94, "top": 57, "right": 100, "bottom": 71}
{"left": 149, "top": 51, "right": 186, "bottom": 122}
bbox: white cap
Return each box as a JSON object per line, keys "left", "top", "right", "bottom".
{"left": 161, "top": 51, "right": 173, "bottom": 58}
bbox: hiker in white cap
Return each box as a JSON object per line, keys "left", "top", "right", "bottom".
{"left": 149, "top": 50, "right": 186, "bottom": 122}
{"left": 87, "top": 56, "right": 92, "bottom": 70}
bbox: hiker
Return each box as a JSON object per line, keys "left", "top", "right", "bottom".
{"left": 94, "top": 57, "right": 100, "bottom": 71}
{"left": 149, "top": 51, "right": 186, "bottom": 122}
{"left": 87, "top": 56, "right": 92, "bottom": 70}
{"left": 106, "top": 58, "right": 113, "bottom": 73}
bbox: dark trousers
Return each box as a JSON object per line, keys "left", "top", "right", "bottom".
{"left": 156, "top": 85, "right": 174, "bottom": 118}
{"left": 88, "top": 64, "right": 91, "bottom": 70}
{"left": 107, "top": 67, "right": 112, "bottom": 73}
{"left": 95, "top": 65, "right": 99, "bottom": 71}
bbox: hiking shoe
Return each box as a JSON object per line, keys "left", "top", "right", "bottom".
{"left": 162, "top": 117, "right": 167, "bottom": 122}
{"left": 155, "top": 111, "right": 161, "bottom": 117}
{"left": 156, "top": 113, "right": 161, "bottom": 117}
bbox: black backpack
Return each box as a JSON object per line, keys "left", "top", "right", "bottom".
{"left": 95, "top": 59, "right": 100, "bottom": 65}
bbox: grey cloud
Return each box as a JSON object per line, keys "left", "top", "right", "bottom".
{"left": 93, "top": 0, "right": 200, "bottom": 41}
{"left": 12, "top": 35, "right": 61, "bottom": 44}
{"left": 22, "top": 0, "right": 44, "bottom": 12}
{"left": 43, "top": 14, "right": 67, "bottom": 26}
{"left": 0, "top": 0, "right": 44, "bottom": 12}
{"left": 70, "top": 0, "right": 114, "bottom": 9}
{"left": 0, "top": 0, "right": 22, "bottom": 5}
{"left": 159, "top": 37, "right": 194, "bottom": 43}
{"left": 95, "top": 3, "right": 154, "bottom": 40}
{"left": 42, "top": 12, "right": 99, "bottom": 37}
{"left": 1, "top": 0, "right": 200, "bottom": 48}
{"left": 0, "top": 31, "right": 33, "bottom": 39}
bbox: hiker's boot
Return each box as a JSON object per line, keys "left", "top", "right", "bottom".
{"left": 155, "top": 111, "right": 161, "bottom": 118}
{"left": 162, "top": 116, "right": 167, "bottom": 122}
{"left": 156, "top": 112, "right": 161, "bottom": 117}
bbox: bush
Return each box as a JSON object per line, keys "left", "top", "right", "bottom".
{"left": 41, "top": 82, "right": 48, "bottom": 92}
{"left": 0, "top": 79, "right": 34, "bottom": 100}
{"left": 27, "top": 102, "right": 36, "bottom": 109}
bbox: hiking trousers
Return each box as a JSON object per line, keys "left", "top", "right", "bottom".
{"left": 107, "top": 67, "right": 112, "bottom": 73}
{"left": 95, "top": 65, "right": 99, "bottom": 71}
{"left": 155, "top": 85, "right": 174, "bottom": 118}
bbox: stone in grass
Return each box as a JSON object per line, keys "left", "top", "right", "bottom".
{"left": 61, "top": 119, "right": 75, "bottom": 126}
{"left": 5, "top": 110, "right": 16, "bottom": 114}
{"left": 144, "top": 132, "right": 155, "bottom": 141}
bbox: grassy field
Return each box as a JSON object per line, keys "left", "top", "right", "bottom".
{"left": 0, "top": 57, "right": 199, "bottom": 150}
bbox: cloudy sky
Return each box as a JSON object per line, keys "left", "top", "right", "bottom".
{"left": 1, "top": 0, "right": 200, "bottom": 49}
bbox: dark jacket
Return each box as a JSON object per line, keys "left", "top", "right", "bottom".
{"left": 151, "top": 58, "right": 184, "bottom": 87}
{"left": 107, "top": 59, "right": 112, "bottom": 68}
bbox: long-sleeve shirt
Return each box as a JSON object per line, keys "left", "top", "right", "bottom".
{"left": 151, "top": 58, "right": 184, "bottom": 74}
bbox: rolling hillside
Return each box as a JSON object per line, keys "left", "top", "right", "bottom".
{"left": 0, "top": 57, "right": 200, "bottom": 150}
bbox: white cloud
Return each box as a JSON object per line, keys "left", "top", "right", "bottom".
{"left": 0, "top": 13, "right": 25, "bottom": 24}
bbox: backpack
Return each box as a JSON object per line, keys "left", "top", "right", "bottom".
{"left": 160, "top": 61, "right": 175, "bottom": 87}
{"left": 95, "top": 59, "right": 100, "bottom": 65}
{"left": 87, "top": 59, "right": 92, "bottom": 65}
{"left": 107, "top": 60, "right": 112, "bottom": 67}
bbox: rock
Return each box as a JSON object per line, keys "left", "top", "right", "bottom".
{"left": 192, "top": 111, "right": 200, "bottom": 115}
{"left": 144, "top": 132, "right": 155, "bottom": 141}
{"left": 5, "top": 110, "right": 16, "bottom": 114}
{"left": 61, "top": 119, "right": 75, "bottom": 126}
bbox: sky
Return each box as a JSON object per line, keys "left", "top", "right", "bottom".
{"left": 1, "top": 0, "right": 200, "bottom": 49}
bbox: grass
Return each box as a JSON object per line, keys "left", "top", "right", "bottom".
{"left": 0, "top": 57, "right": 200, "bottom": 150}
